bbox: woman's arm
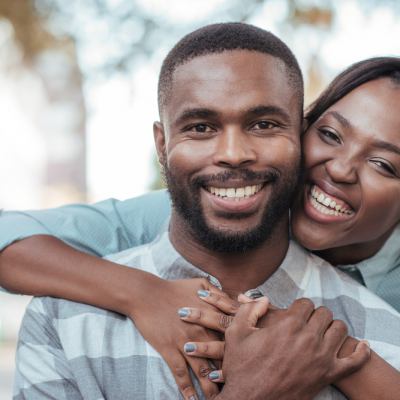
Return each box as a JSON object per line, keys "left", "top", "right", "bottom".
{"left": 0, "top": 191, "right": 224, "bottom": 399}
{"left": 0, "top": 190, "right": 170, "bottom": 256}
{"left": 335, "top": 337, "right": 400, "bottom": 400}
{"left": 0, "top": 235, "right": 227, "bottom": 399}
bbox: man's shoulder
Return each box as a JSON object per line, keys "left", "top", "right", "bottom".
{"left": 26, "top": 295, "right": 114, "bottom": 323}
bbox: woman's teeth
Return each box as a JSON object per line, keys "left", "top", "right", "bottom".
{"left": 310, "top": 186, "right": 353, "bottom": 216}
{"left": 207, "top": 184, "right": 262, "bottom": 200}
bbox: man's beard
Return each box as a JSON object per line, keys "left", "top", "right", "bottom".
{"left": 163, "top": 164, "right": 301, "bottom": 253}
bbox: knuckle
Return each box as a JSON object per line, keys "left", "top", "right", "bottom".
{"left": 219, "top": 314, "right": 233, "bottom": 329}
{"left": 172, "top": 364, "right": 188, "bottom": 379}
{"left": 331, "top": 319, "right": 348, "bottom": 336}
{"left": 296, "top": 297, "right": 315, "bottom": 310}
{"left": 198, "top": 364, "right": 213, "bottom": 378}
{"left": 316, "top": 306, "right": 333, "bottom": 320}
{"left": 179, "top": 383, "right": 194, "bottom": 395}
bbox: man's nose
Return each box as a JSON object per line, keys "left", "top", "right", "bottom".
{"left": 325, "top": 156, "right": 358, "bottom": 185}
{"left": 212, "top": 129, "right": 257, "bottom": 168}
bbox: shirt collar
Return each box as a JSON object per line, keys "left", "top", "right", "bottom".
{"left": 149, "top": 223, "right": 308, "bottom": 307}
{"left": 337, "top": 223, "right": 400, "bottom": 292}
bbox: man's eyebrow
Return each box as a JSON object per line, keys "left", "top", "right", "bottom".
{"left": 323, "top": 111, "right": 351, "bottom": 129}
{"left": 372, "top": 139, "right": 400, "bottom": 156}
{"left": 174, "top": 108, "right": 219, "bottom": 125}
{"left": 247, "top": 105, "right": 291, "bottom": 122}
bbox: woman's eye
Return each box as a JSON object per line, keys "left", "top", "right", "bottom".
{"left": 318, "top": 128, "right": 341, "bottom": 144}
{"left": 370, "top": 159, "right": 396, "bottom": 176}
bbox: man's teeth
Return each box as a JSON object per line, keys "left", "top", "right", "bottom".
{"left": 208, "top": 184, "right": 262, "bottom": 199}
{"left": 310, "top": 186, "right": 353, "bottom": 216}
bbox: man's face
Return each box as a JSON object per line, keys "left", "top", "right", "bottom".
{"left": 154, "top": 50, "right": 302, "bottom": 252}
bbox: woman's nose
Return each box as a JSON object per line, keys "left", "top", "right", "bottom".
{"left": 324, "top": 157, "right": 358, "bottom": 184}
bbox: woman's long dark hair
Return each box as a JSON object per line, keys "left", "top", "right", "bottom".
{"left": 305, "top": 57, "right": 400, "bottom": 127}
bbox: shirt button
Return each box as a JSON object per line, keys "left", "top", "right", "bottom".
{"left": 244, "top": 289, "right": 264, "bottom": 299}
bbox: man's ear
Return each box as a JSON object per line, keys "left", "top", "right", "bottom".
{"left": 153, "top": 121, "right": 166, "bottom": 164}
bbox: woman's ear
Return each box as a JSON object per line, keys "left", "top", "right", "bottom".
{"left": 153, "top": 121, "right": 166, "bottom": 164}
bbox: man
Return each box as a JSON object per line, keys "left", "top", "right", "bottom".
{"left": 11, "top": 23, "right": 400, "bottom": 400}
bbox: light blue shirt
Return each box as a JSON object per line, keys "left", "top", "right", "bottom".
{"left": 1, "top": 190, "right": 399, "bottom": 311}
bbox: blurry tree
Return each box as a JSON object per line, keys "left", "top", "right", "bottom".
{"left": 0, "top": 0, "right": 87, "bottom": 204}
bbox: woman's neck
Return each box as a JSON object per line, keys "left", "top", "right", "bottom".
{"left": 314, "top": 228, "right": 395, "bottom": 266}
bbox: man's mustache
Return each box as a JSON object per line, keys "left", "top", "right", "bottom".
{"left": 192, "top": 169, "right": 280, "bottom": 187}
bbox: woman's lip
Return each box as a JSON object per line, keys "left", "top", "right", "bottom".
{"left": 302, "top": 188, "right": 354, "bottom": 224}
{"left": 312, "top": 179, "right": 355, "bottom": 210}
{"left": 310, "top": 184, "right": 353, "bottom": 212}
{"left": 201, "top": 185, "right": 268, "bottom": 213}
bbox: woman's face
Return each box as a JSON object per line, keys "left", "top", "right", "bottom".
{"left": 291, "top": 78, "right": 400, "bottom": 255}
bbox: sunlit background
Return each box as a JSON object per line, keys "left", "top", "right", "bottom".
{"left": 1, "top": 0, "right": 400, "bottom": 397}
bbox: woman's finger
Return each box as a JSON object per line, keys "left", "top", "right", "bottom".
{"left": 178, "top": 307, "right": 234, "bottom": 332}
{"left": 198, "top": 287, "right": 239, "bottom": 314}
{"left": 162, "top": 351, "right": 200, "bottom": 400}
{"left": 184, "top": 355, "right": 220, "bottom": 398}
{"left": 184, "top": 340, "right": 225, "bottom": 360}
{"left": 208, "top": 369, "right": 225, "bottom": 383}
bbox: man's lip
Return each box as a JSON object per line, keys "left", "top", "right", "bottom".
{"left": 311, "top": 179, "right": 356, "bottom": 211}
{"left": 201, "top": 184, "right": 268, "bottom": 213}
{"left": 201, "top": 180, "right": 267, "bottom": 189}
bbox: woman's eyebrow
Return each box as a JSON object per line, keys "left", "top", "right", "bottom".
{"left": 372, "top": 139, "right": 400, "bottom": 156}
{"left": 324, "top": 111, "right": 351, "bottom": 128}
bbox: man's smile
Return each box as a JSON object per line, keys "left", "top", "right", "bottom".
{"left": 206, "top": 184, "right": 263, "bottom": 200}
{"left": 201, "top": 182, "right": 270, "bottom": 214}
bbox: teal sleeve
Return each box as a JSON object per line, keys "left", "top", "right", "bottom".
{"left": 0, "top": 190, "right": 171, "bottom": 256}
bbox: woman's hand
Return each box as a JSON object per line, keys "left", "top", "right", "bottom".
{"left": 127, "top": 274, "right": 238, "bottom": 400}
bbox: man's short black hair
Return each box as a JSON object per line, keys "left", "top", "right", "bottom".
{"left": 158, "top": 22, "right": 304, "bottom": 116}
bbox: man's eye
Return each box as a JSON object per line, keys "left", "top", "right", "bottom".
{"left": 252, "top": 121, "right": 278, "bottom": 130}
{"left": 370, "top": 159, "right": 397, "bottom": 176}
{"left": 318, "top": 128, "right": 341, "bottom": 144}
{"left": 187, "top": 124, "right": 213, "bottom": 133}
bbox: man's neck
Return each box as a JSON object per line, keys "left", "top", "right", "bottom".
{"left": 169, "top": 213, "right": 290, "bottom": 298}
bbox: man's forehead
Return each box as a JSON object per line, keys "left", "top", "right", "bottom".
{"left": 172, "top": 50, "right": 288, "bottom": 84}
{"left": 164, "top": 50, "right": 299, "bottom": 121}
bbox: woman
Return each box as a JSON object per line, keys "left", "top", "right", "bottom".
{"left": 1, "top": 57, "right": 400, "bottom": 399}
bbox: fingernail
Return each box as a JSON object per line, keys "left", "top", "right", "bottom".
{"left": 208, "top": 370, "right": 220, "bottom": 381}
{"left": 184, "top": 343, "right": 197, "bottom": 353}
{"left": 178, "top": 307, "right": 191, "bottom": 318}
{"left": 188, "top": 395, "right": 197, "bottom": 400}
{"left": 198, "top": 289, "right": 210, "bottom": 298}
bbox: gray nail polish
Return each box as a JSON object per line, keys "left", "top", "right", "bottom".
{"left": 184, "top": 343, "right": 197, "bottom": 353}
{"left": 198, "top": 289, "right": 210, "bottom": 298}
{"left": 208, "top": 371, "right": 220, "bottom": 381}
{"left": 178, "top": 308, "right": 191, "bottom": 318}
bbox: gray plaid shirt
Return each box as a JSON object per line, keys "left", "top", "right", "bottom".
{"left": 14, "top": 229, "right": 400, "bottom": 399}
